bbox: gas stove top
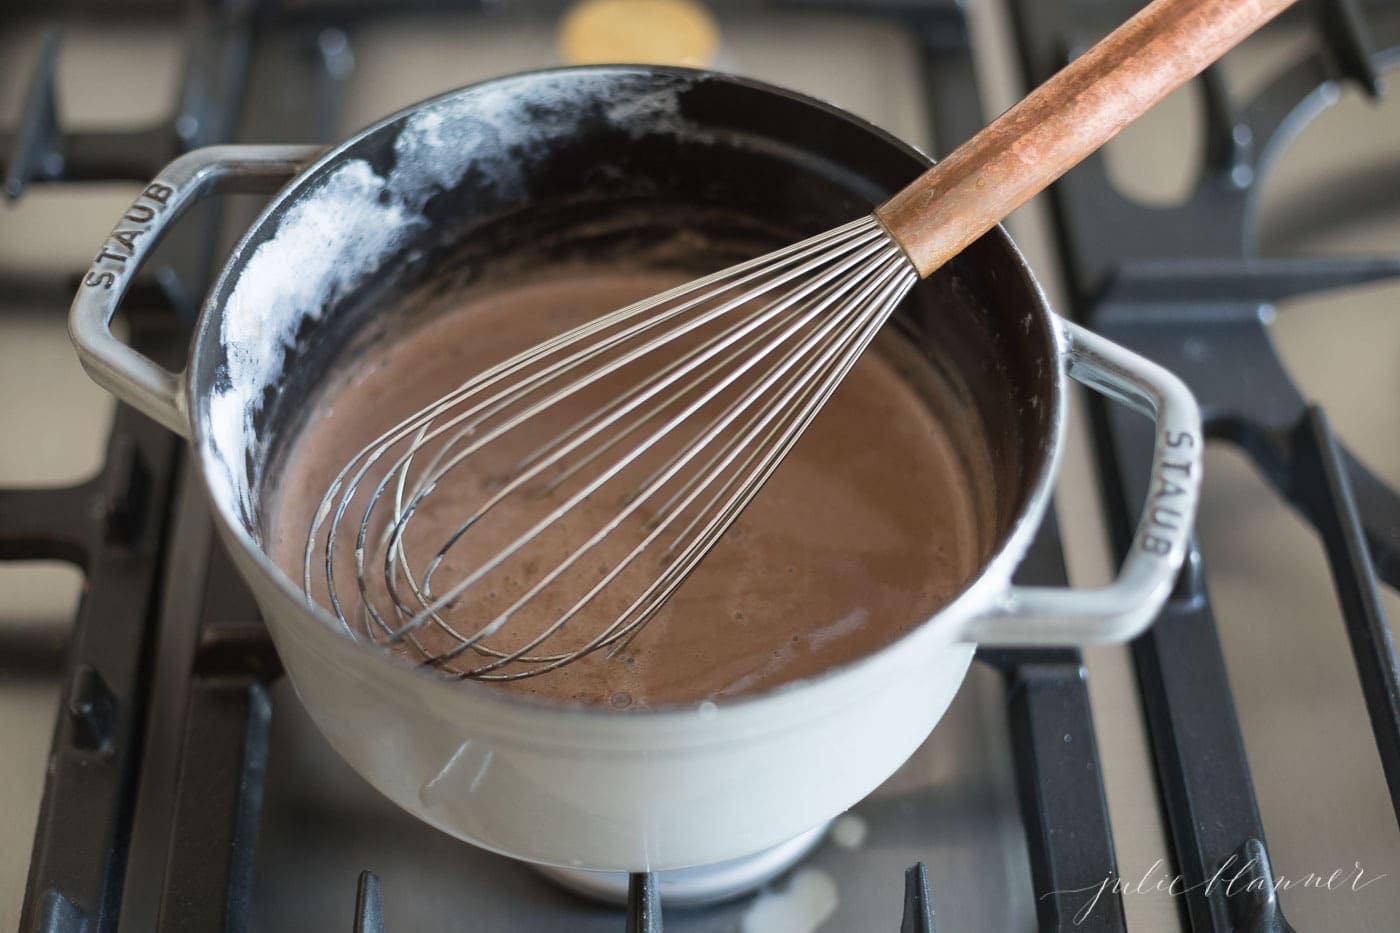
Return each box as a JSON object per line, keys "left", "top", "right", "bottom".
{"left": 1, "top": 2, "right": 1398, "bottom": 931}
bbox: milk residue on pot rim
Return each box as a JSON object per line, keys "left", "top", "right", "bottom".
{"left": 203, "top": 70, "right": 701, "bottom": 529}
{"left": 207, "top": 159, "right": 418, "bottom": 526}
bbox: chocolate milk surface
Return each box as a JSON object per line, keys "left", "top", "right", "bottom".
{"left": 267, "top": 268, "right": 982, "bottom": 707}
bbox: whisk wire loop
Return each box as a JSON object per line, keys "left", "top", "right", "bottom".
{"left": 419, "top": 250, "right": 912, "bottom": 675}
{"left": 305, "top": 215, "right": 918, "bottom": 678}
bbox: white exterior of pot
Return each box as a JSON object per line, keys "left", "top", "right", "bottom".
{"left": 230, "top": 527, "right": 983, "bottom": 869}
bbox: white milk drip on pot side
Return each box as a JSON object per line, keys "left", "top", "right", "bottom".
{"left": 265, "top": 266, "right": 986, "bottom": 707}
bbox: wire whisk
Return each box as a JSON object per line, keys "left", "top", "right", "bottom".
{"left": 305, "top": 218, "right": 915, "bottom": 679}
{"left": 303, "top": 0, "right": 1291, "bottom": 679}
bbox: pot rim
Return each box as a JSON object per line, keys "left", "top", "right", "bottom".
{"left": 189, "top": 64, "right": 1068, "bottom": 722}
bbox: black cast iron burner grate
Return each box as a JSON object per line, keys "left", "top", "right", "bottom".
{"left": 344, "top": 865, "right": 938, "bottom": 933}
{"left": 1009, "top": 1, "right": 1400, "bottom": 931}
{"left": 2, "top": 0, "right": 1397, "bottom": 930}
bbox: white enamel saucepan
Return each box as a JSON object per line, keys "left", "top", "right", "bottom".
{"left": 71, "top": 67, "right": 1202, "bottom": 871}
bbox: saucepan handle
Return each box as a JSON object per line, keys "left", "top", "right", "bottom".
{"left": 963, "top": 319, "right": 1203, "bottom": 645}
{"left": 69, "top": 144, "right": 323, "bottom": 437}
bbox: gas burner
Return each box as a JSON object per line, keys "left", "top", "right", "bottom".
{"left": 535, "top": 824, "right": 831, "bottom": 908}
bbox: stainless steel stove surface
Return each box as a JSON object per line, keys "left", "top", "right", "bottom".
{"left": 2, "top": 2, "right": 1398, "bottom": 932}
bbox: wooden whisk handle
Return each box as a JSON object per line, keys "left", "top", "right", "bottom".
{"left": 874, "top": 0, "right": 1294, "bottom": 278}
